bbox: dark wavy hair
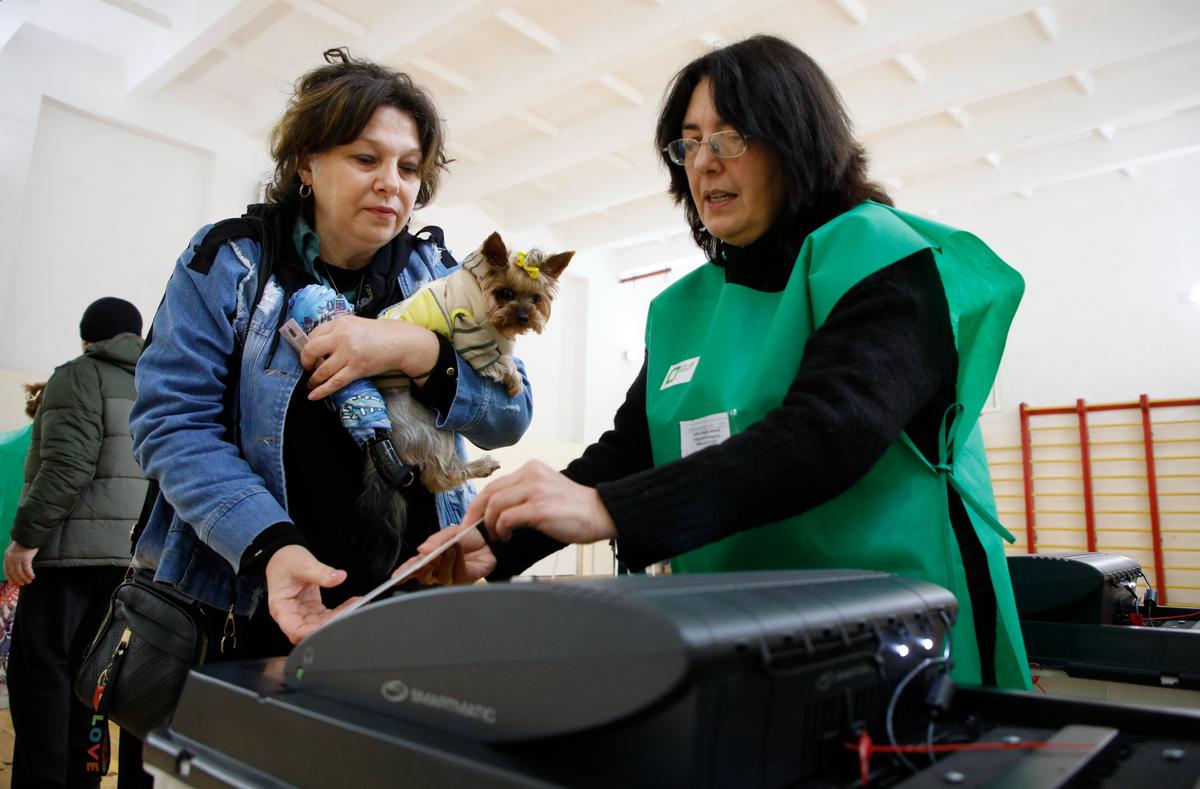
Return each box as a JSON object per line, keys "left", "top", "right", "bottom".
{"left": 655, "top": 35, "right": 891, "bottom": 259}
{"left": 266, "top": 48, "right": 449, "bottom": 207}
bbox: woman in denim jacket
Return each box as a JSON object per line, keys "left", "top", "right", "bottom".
{"left": 129, "top": 50, "right": 532, "bottom": 658}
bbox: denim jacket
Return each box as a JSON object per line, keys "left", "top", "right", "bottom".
{"left": 130, "top": 222, "right": 532, "bottom": 615}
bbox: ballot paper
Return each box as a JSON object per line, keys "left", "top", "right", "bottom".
{"left": 336, "top": 520, "right": 487, "bottom": 617}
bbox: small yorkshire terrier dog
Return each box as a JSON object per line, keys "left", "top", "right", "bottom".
{"left": 361, "top": 232, "right": 572, "bottom": 540}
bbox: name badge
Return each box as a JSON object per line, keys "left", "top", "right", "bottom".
{"left": 680, "top": 412, "right": 731, "bottom": 458}
{"left": 661, "top": 356, "right": 700, "bottom": 390}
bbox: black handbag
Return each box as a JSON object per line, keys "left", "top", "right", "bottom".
{"left": 73, "top": 572, "right": 209, "bottom": 741}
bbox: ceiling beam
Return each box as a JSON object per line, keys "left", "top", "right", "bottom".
{"left": 1029, "top": 6, "right": 1060, "bottom": 42}
{"left": 367, "top": 0, "right": 509, "bottom": 63}
{"left": 126, "top": 0, "right": 272, "bottom": 96}
{"left": 282, "top": 0, "right": 366, "bottom": 41}
{"left": 440, "top": 0, "right": 766, "bottom": 133}
{"left": 437, "top": 103, "right": 651, "bottom": 203}
{"left": 944, "top": 151, "right": 1200, "bottom": 230}
{"left": 217, "top": 41, "right": 293, "bottom": 83}
{"left": 869, "top": 41, "right": 1200, "bottom": 178}
{"left": 892, "top": 53, "right": 926, "bottom": 83}
{"left": 408, "top": 55, "right": 473, "bottom": 92}
{"left": 831, "top": 0, "right": 868, "bottom": 26}
{"left": 495, "top": 8, "right": 560, "bottom": 52}
{"left": 511, "top": 109, "right": 558, "bottom": 136}
{"left": 491, "top": 36, "right": 1200, "bottom": 237}
{"left": 596, "top": 74, "right": 644, "bottom": 106}
{"left": 507, "top": 149, "right": 663, "bottom": 230}
{"left": 540, "top": 79, "right": 1195, "bottom": 235}
{"left": 1070, "top": 70, "right": 1095, "bottom": 95}
{"left": 898, "top": 109, "right": 1200, "bottom": 211}
{"left": 819, "top": 0, "right": 1040, "bottom": 76}
{"left": 448, "top": 0, "right": 1200, "bottom": 239}
{"left": 9, "top": 24, "right": 261, "bottom": 158}
{"left": 437, "top": 0, "right": 1044, "bottom": 205}
{"left": 848, "top": 0, "right": 1200, "bottom": 133}
{"left": 555, "top": 197, "right": 683, "bottom": 252}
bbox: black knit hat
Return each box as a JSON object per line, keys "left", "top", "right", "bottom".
{"left": 79, "top": 297, "right": 143, "bottom": 342}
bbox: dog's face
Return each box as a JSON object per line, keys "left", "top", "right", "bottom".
{"left": 476, "top": 231, "right": 573, "bottom": 338}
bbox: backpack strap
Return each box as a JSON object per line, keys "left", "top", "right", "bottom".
{"left": 413, "top": 224, "right": 445, "bottom": 249}
{"left": 413, "top": 225, "right": 460, "bottom": 269}
{"left": 131, "top": 211, "right": 273, "bottom": 553}
{"left": 183, "top": 212, "right": 275, "bottom": 317}
{"left": 186, "top": 217, "right": 261, "bottom": 275}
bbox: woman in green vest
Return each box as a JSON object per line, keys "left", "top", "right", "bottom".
{"left": 411, "top": 35, "right": 1031, "bottom": 691}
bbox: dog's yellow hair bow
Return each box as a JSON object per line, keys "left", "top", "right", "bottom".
{"left": 513, "top": 250, "right": 540, "bottom": 280}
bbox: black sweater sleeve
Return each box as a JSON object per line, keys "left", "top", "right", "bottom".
{"left": 488, "top": 364, "right": 655, "bottom": 579}
{"left": 606, "top": 250, "right": 955, "bottom": 569}
{"left": 491, "top": 250, "right": 955, "bottom": 577}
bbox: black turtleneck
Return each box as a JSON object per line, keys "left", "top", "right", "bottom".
{"left": 715, "top": 209, "right": 829, "bottom": 292}
{"left": 489, "top": 211, "right": 1000, "bottom": 685}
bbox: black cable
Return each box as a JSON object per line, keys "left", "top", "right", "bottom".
{"left": 1138, "top": 569, "right": 1159, "bottom": 626}
{"left": 885, "top": 609, "right": 953, "bottom": 773}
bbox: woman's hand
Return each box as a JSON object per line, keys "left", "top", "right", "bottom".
{"left": 464, "top": 460, "right": 618, "bottom": 545}
{"left": 300, "top": 316, "right": 439, "bottom": 400}
{"left": 265, "top": 544, "right": 350, "bottom": 644}
{"left": 401, "top": 522, "right": 497, "bottom": 586}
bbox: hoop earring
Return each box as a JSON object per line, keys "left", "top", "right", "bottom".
{"left": 298, "top": 183, "right": 312, "bottom": 198}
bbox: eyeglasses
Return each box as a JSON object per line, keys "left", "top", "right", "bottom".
{"left": 662, "top": 130, "right": 749, "bottom": 166}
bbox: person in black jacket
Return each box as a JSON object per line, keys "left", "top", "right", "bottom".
{"left": 5, "top": 297, "right": 147, "bottom": 787}
{"left": 408, "top": 35, "right": 1031, "bottom": 690}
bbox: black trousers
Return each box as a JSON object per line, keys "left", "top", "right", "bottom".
{"left": 8, "top": 565, "right": 126, "bottom": 789}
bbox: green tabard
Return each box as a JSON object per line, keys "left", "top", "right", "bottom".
{"left": 644, "top": 202, "right": 1031, "bottom": 689}
{"left": 0, "top": 423, "right": 33, "bottom": 580}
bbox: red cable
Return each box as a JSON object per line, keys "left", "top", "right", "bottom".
{"left": 1028, "top": 662, "right": 1048, "bottom": 693}
{"left": 845, "top": 731, "right": 1097, "bottom": 787}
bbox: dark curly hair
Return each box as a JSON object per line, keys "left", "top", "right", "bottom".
{"left": 655, "top": 35, "right": 891, "bottom": 260}
{"left": 266, "top": 48, "right": 449, "bottom": 207}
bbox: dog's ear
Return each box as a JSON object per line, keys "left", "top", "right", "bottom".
{"left": 481, "top": 232, "right": 509, "bottom": 271}
{"left": 539, "top": 251, "right": 574, "bottom": 280}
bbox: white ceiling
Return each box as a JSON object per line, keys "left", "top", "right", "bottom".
{"left": 6, "top": 0, "right": 1200, "bottom": 278}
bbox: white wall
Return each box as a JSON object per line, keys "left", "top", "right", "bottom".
{"left": 0, "top": 24, "right": 266, "bottom": 429}
{"left": 963, "top": 155, "right": 1200, "bottom": 448}
{"left": 0, "top": 98, "right": 213, "bottom": 373}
